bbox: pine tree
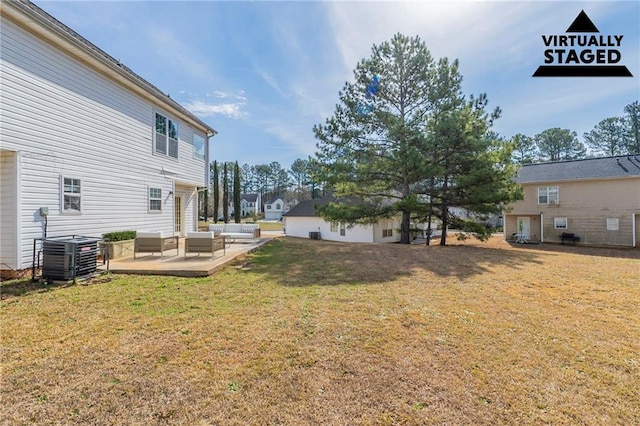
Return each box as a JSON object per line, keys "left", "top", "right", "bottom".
{"left": 212, "top": 161, "right": 220, "bottom": 223}
{"left": 222, "top": 162, "right": 229, "bottom": 223}
{"left": 233, "top": 161, "right": 241, "bottom": 223}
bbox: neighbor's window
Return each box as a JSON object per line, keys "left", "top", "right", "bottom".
{"left": 330, "top": 222, "right": 338, "bottom": 233}
{"left": 149, "top": 187, "right": 162, "bottom": 212}
{"left": 275, "top": 203, "right": 281, "bottom": 210}
{"left": 340, "top": 223, "right": 346, "bottom": 236}
{"left": 266, "top": 205, "right": 271, "bottom": 210}
{"left": 382, "top": 221, "right": 394, "bottom": 237}
{"left": 62, "top": 177, "right": 81, "bottom": 213}
{"left": 606, "top": 217, "right": 619, "bottom": 231}
{"left": 554, "top": 217, "right": 568, "bottom": 229}
{"left": 538, "top": 186, "right": 559, "bottom": 204}
{"left": 155, "top": 112, "right": 179, "bottom": 159}
{"left": 193, "top": 133, "right": 205, "bottom": 160}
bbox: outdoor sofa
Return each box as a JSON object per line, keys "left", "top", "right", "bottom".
{"left": 208, "top": 223, "right": 260, "bottom": 242}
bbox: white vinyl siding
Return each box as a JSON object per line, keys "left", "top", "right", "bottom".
{"left": 0, "top": 16, "right": 208, "bottom": 269}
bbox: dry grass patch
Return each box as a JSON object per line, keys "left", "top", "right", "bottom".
{"left": 2, "top": 237, "right": 639, "bottom": 425}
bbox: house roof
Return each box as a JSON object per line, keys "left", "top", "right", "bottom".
{"left": 3, "top": 0, "right": 217, "bottom": 136}
{"left": 241, "top": 193, "right": 259, "bottom": 202}
{"left": 515, "top": 155, "right": 640, "bottom": 184}
{"left": 283, "top": 195, "right": 335, "bottom": 217}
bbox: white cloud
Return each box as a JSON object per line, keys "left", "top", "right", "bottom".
{"left": 184, "top": 100, "right": 247, "bottom": 119}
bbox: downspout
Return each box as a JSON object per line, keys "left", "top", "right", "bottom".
{"left": 540, "top": 213, "right": 544, "bottom": 243}
{"left": 633, "top": 213, "right": 636, "bottom": 248}
{"left": 205, "top": 133, "right": 215, "bottom": 221}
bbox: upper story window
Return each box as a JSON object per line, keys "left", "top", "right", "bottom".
{"left": 193, "top": 133, "right": 205, "bottom": 161}
{"left": 155, "top": 113, "right": 178, "bottom": 159}
{"left": 538, "top": 186, "right": 559, "bottom": 204}
{"left": 62, "top": 176, "right": 81, "bottom": 213}
{"left": 275, "top": 203, "right": 282, "bottom": 210}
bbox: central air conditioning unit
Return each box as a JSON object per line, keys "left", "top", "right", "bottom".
{"left": 42, "top": 235, "right": 101, "bottom": 281}
{"left": 309, "top": 231, "right": 321, "bottom": 240}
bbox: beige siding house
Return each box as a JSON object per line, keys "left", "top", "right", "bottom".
{"left": 504, "top": 156, "right": 640, "bottom": 247}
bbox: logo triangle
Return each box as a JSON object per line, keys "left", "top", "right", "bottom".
{"left": 566, "top": 10, "right": 599, "bottom": 33}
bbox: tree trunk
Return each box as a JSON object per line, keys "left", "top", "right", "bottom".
{"left": 400, "top": 210, "right": 411, "bottom": 244}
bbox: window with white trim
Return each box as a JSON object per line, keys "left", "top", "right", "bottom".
{"left": 155, "top": 112, "right": 178, "bottom": 159}
{"left": 62, "top": 176, "right": 81, "bottom": 213}
{"left": 149, "top": 187, "right": 162, "bottom": 212}
{"left": 382, "top": 221, "right": 393, "bottom": 237}
{"left": 606, "top": 217, "right": 619, "bottom": 231}
{"left": 554, "top": 217, "right": 568, "bottom": 229}
{"left": 538, "top": 186, "right": 559, "bottom": 204}
{"left": 340, "top": 223, "right": 346, "bottom": 236}
{"left": 193, "top": 133, "right": 205, "bottom": 160}
{"left": 330, "top": 222, "right": 338, "bottom": 233}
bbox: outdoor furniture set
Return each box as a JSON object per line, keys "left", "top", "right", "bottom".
{"left": 132, "top": 225, "right": 259, "bottom": 260}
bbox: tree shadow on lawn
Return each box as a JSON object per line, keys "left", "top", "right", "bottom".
{"left": 244, "top": 237, "right": 546, "bottom": 287}
{"left": 0, "top": 275, "right": 113, "bottom": 300}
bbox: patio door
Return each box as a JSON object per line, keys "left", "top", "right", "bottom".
{"left": 517, "top": 217, "right": 531, "bottom": 239}
{"left": 174, "top": 195, "right": 183, "bottom": 235}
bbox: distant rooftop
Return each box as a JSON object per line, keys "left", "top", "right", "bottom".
{"left": 515, "top": 155, "right": 640, "bottom": 184}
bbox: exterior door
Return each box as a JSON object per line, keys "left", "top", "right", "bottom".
{"left": 517, "top": 217, "right": 531, "bottom": 239}
{"left": 174, "top": 195, "right": 183, "bottom": 235}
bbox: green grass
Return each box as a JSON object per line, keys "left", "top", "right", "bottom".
{"left": 1, "top": 237, "right": 639, "bottom": 425}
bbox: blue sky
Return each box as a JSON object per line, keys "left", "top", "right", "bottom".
{"left": 35, "top": 1, "right": 639, "bottom": 169}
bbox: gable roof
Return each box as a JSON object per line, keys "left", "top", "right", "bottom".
{"left": 241, "top": 193, "right": 259, "bottom": 203}
{"left": 3, "top": 0, "right": 216, "bottom": 136}
{"left": 515, "top": 155, "right": 640, "bottom": 184}
{"left": 283, "top": 196, "right": 334, "bottom": 217}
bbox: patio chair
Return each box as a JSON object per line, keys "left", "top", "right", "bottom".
{"left": 134, "top": 231, "right": 179, "bottom": 259}
{"left": 184, "top": 231, "right": 226, "bottom": 259}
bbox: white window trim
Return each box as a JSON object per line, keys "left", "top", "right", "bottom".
{"left": 193, "top": 133, "right": 205, "bottom": 161}
{"left": 606, "top": 217, "right": 619, "bottom": 231}
{"left": 554, "top": 217, "right": 568, "bottom": 229}
{"left": 149, "top": 187, "right": 163, "bottom": 213}
{"left": 154, "top": 112, "right": 179, "bottom": 160}
{"left": 538, "top": 186, "right": 559, "bottom": 205}
{"left": 61, "top": 175, "right": 82, "bottom": 214}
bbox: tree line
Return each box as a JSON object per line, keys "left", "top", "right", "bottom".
{"left": 511, "top": 101, "right": 640, "bottom": 164}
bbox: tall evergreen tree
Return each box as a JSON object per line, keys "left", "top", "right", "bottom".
{"left": 535, "top": 128, "right": 586, "bottom": 161}
{"left": 624, "top": 101, "right": 640, "bottom": 153}
{"left": 314, "top": 33, "right": 520, "bottom": 244}
{"left": 212, "top": 161, "right": 220, "bottom": 223}
{"left": 510, "top": 133, "right": 537, "bottom": 164}
{"left": 289, "top": 158, "right": 309, "bottom": 199}
{"left": 233, "top": 161, "right": 241, "bottom": 223}
{"left": 222, "top": 162, "right": 229, "bottom": 223}
{"left": 583, "top": 117, "right": 627, "bottom": 156}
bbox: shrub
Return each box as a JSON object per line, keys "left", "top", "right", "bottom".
{"left": 102, "top": 230, "right": 136, "bottom": 242}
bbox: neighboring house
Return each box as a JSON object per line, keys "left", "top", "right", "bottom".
{"left": 229, "top": 193, "right": 261, "bottom": 218}
{"left": 283, "top": 195, "right": 401, "bottom": 243}
{"left": 448, "top": 206, "right": 503, "bottom": 229}
{"left": 0, "top": 0, "right": 217, "bottom": 277}
{"left": 503, "top": 156, "right": 640, "bottom": 247}
{"left": 264, "top": 197, "right": 286, "bottom": 220}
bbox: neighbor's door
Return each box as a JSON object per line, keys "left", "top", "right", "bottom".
{"left": 517, "top": 217, "right": 531, "bottom": 239}
{"left": 174, "top": 195, "right": 183, "bottom": 236}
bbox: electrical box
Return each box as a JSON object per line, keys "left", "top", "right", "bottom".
{"left": 39, "top": 207, "right": 49, "bottom": 216}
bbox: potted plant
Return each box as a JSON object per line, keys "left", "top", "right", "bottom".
{"left": 101, "top": 230, "right": 137, "bottom": 260}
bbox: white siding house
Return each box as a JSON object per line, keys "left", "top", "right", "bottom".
{"left": 283, "top": 196, "right": 401, "bottom": 243}
{"left": 0, "top": 1, "right": 217, "bottom": 277}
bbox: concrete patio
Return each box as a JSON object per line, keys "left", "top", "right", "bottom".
{"left": 101, "top": 232, "right": 282, "bottom": 277}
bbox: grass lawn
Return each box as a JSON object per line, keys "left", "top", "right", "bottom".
{"left": 2, "top": 237, "right": 639, "bottom": 425}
